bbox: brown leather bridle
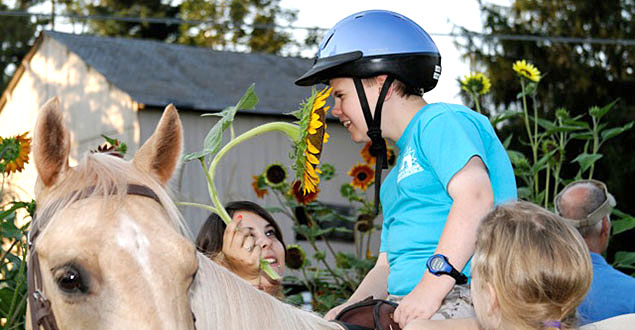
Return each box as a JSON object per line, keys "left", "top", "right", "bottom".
{"left": 26, "top": 184, "right": 177, "bottom": 330}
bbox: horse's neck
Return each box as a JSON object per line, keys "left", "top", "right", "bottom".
{"left": 190, "top": 253, "right": 340, "bottom": 330}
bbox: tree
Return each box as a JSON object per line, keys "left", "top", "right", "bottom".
{"left": 62, "top": 0, "right": 182, "bottom": 41}
{"left": 459, "top": 0, "right": 635, "bottom": 214}
{"left": 0, "top": 0, "right": 48, "bottom": 92}
{"left": 177, "top": 0, "right": 297, "bottom": 54}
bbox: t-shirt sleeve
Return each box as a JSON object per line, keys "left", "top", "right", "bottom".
{"left": 418, "top": 111, "right": 489, "bottom": 189}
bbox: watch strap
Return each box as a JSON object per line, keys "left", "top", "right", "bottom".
{"left": 449, "top": 267, "right": 468, "bottom": 285}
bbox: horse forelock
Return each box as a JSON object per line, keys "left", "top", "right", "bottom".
{"left": 36, "top": 152, "right": 190, "bottom": 240}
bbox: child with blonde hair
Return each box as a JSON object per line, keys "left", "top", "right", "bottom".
{"left": 405, "top": 201, "right": 593, "bottom": 330}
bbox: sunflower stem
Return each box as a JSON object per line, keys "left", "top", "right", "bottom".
{"left": 205, "top": 122, "right": 301, "bottom": 280}
{"left": 176, "top": 202, "right": 218, "bottom": 214}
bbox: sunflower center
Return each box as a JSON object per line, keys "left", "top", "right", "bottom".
{"left": 266, "top": 165, "right": 286, "bottom": 184}
{"left": 0, "top": 139, "right": 20, "bottom": 161}
{"left": 356, "top": 172, "right": 368, "bottom": 181}
{"left": 286, "top": 247, "right": 305, "bottom": 270}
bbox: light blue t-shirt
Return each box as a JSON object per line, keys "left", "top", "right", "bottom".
{"left": 578, "top": 252, "right": 635, "bottom": 324}
{"left": 380, "top": 103, "right": 517, "bottom": 296}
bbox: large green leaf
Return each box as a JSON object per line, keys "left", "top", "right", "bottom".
{"left": 601, "top": 121, "right": 634, "bottom": 142}
{"left": 612, "top": 216, "right": 635, "bottom": 236}
{"left": 571, "top": 153, "right": 603, "bottom": 173}
{"left": 490, "top": 110, "right": 519, "bottom": 126}
{"left": 570, "top": 132, "right": 593, "bottom": 140}
{"left": 183, "top": 84, "right": 258, "bottom": 161}
{"left": 613, "top": 251, "right": 635, "bottom": 270}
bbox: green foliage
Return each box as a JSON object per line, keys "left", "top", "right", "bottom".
{"left": 183, "top": 84, "right": 258, "bottom": 161}
{"left": 459, "top": 0, "right": 635, "bottom": 265}
{"left": 177, "top": 0, "right": 298, "bottom": 54}
{"left": 0, "top": 131, "right": 36, "bottom": 329}
{"left": 0, "top": 0, "right": 48, "bottom": 92}
{"left": 62, "top": 0, "right": 182, "bottom": 41}
{"left": 463, "top": 61, "right": 635, "bottom": 276}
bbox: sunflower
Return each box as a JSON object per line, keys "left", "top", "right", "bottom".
{"left": 263, "top": 163, "right": 287, "bottom": 188}
{"left": 355, "top": 214, "right": 374, "bottom": 233}
{"left": 290, "top": 180, "right": 319, "bottom": 204}
{"left": 360, "top": 140, "right": 396, "bottom": 166}
{"left": 290, "top": 86, "right": 332, "bottom": 194}
{"left": 512, "top": 60, "right": 541, "bottom": 82}
{"left": 460, "top": 72, "right": 491, "bottom": 95}
{"left": 251, "top": 175, "right": 268, "bottom": 198}
{"left": 0, "top": 132, "right": 31, "bottom": 174}
{"left": 285, "top": 244, "right": 307, "bottom": 270}
{"left": 348, "top": 163, "right": 375, "bottom": 191}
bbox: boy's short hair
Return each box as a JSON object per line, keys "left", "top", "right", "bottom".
{"left": 361, "top": 77, "right": 423, "bottom": 97}
{"left": 472, "top": 201, "right": 592, "bottom": 329}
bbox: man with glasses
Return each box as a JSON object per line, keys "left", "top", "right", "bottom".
{"left": 555, "top": 180, "right": 635, "bottom": 324}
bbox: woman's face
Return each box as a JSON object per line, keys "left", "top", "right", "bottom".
{"left": 330, "top": 77, "right": 375, "bottom": 143}
{"left": 232, "top": 211, "right": 286, "bottom": 277}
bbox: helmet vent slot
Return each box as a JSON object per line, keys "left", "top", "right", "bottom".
{"left": 323, "top": 32, "right": 334, "bottom": 48}
{"left": 355, "top": 15, "right": 364, "bottom": 19}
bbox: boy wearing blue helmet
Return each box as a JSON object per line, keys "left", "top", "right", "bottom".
{"left": 296, "top": 10, "right": 517, "bottom": 328}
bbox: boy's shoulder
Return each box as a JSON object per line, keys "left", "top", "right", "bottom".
{"left": 417, "top": 102, "right": 485, "bottom": 126}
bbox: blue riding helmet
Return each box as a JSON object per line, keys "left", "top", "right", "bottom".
{"left": 295, "top": 9, "right": 442, "bottom": 93}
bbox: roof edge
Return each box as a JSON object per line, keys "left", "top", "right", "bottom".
{"left": 0, "top": 32, "right": 45, "bottom": 113}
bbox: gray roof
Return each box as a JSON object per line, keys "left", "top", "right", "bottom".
{"left": 45, "top": 31, "right": 316, "bottom": 115}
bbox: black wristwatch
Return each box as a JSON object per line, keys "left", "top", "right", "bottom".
{"left": 426, "top": 254, "right": 468, "bottom": 285}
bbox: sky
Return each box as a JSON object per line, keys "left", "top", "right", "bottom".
{"left": 280, "top": 0, "right": 511, "bottom": 103}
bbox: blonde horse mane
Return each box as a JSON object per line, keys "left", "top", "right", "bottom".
{"left": 36, "top": 152, "right": 191, "bottom": 240}
{"left": 190, "top": 253, "right": 342, "bottom": 330}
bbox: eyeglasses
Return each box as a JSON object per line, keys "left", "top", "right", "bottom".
{"left": 554, "top": 179, "right": 616, "bottom": 228}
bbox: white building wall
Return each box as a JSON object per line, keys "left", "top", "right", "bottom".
{"left": 0, "top": 36, "right": 140, "bottom": 202}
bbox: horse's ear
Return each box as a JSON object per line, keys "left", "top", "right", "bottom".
{"left": 33, "top": 97, "right": 71, "bottom": 187}
{"left": 133, "top": 104, "right": 183, "bottom": 185}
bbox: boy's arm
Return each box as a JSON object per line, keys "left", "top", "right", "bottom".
{"left": 394, "top": 156, "right": 494, "bottom": 327}
{"left": 324, "top": 252, "right": 390, "bottom": 320}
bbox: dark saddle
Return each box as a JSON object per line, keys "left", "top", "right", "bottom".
{"left": 332, "top": 296, "right": 401, "bottom": 330}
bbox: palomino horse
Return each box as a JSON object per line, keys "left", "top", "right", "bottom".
{"left": 28, "top": 98, "right": 342, "bottom": 330}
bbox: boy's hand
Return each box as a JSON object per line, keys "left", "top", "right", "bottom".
{"left": 393, "top": 284, "right": 442, "bottom": 328}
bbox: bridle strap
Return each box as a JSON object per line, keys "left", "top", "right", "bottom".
{"left": 353, "top": 76, "right": 395, "bottom": 215}
{"left": 27, "top": 184, "right": 162, "bottom": 330}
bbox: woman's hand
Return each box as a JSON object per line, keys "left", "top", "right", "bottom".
{"left": 222, "top": 215, "right": 261, "bottom": 283}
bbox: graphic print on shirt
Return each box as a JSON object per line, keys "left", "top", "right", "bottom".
{"left": 397, "top": 145, "right": 424, "bottom": 183}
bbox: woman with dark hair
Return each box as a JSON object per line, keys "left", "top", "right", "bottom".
{"left": 196, "top": 201, "right": 286, "bottom": 298}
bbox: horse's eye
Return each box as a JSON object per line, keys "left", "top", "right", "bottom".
{"left": 56, "top": 266, "right": 88, "bottom": 294}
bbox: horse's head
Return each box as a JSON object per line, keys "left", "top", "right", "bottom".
{"left": 28, "top": 97, "right": 197, "bottom": 330}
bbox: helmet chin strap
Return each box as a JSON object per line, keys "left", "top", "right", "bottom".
{"left": 353, "top": 76, "right": 395, "bottom": 215}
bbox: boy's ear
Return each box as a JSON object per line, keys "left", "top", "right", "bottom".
{"left": 375, "top": 74, "right": 393, "bottom": 100}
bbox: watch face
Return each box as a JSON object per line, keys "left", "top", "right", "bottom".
{"left": 430, "top": 256, "right": 445, "bottom": 271}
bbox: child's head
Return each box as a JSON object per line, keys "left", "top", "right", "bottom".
{"left": 471, "top": 201, "right": 592, "bottom": 330}
{"left": 295, "top": 10, "right": 440, "bottom": 144}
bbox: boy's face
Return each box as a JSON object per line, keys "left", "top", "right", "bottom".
{"left": 330, "top": 77, "right": 376, "bottom": 143}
